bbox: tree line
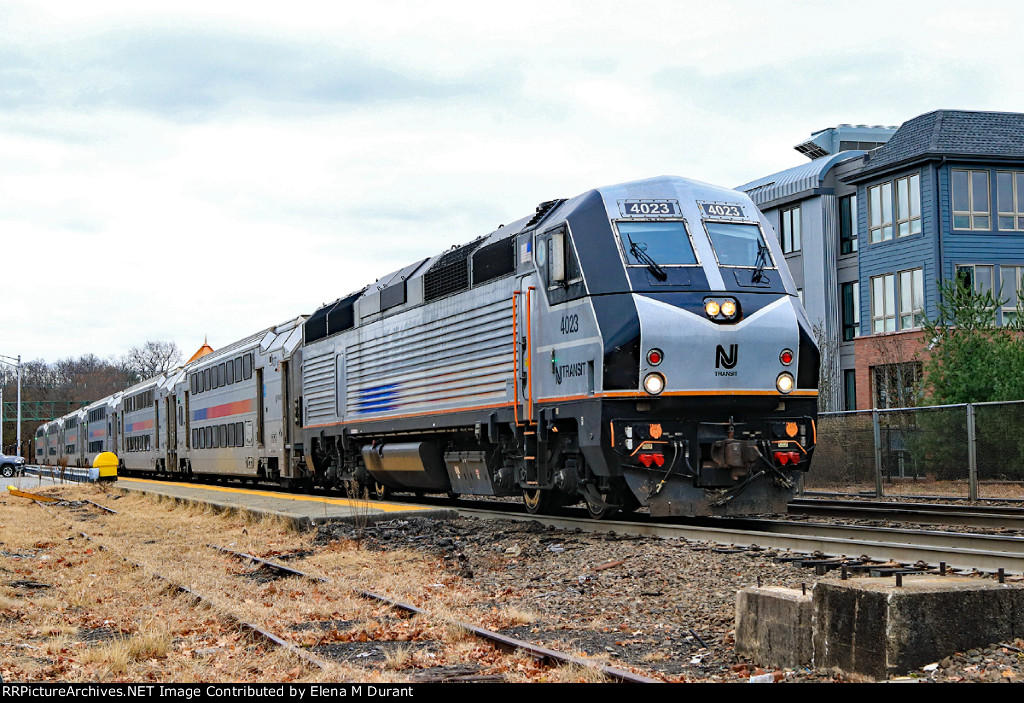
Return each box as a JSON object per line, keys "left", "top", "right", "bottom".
{"left": 0, "top": 341, "right": 183, "bottom": 454}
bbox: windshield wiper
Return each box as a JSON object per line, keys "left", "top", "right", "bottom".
{"left": 628, "top": 236, "right": 668, "bottom": 281}
{"left": 752, "top": 241, "right": 770, "bottom": 283}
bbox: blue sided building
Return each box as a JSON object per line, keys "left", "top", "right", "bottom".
{"left": 740, "top": 110, "right": 1024, "bottom": 412}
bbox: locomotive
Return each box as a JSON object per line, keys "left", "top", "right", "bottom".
{"left": 36, "top": 175, "right": 819, "bottom": 518}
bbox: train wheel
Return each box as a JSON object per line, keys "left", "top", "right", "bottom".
{"left": 586, "top": 484, "right": 639, "bottom": 520}
{"left": 523, "top": 488, "right": 558, "bottom": 515}
{"left": 585, "top": 494, "right": 618, "bottom": 520}
{"left": 373, "top": 482, "right": 391, "bottom": 500}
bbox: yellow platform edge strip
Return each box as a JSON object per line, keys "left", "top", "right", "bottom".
{"left": 119, "top": 477, "right": 432, "bottom": 513}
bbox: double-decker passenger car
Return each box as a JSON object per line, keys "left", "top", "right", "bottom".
{"left": 174, "top": 319, "right": 304, "bottom": 481}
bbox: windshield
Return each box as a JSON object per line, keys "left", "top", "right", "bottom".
{"left": 617, "top": 221, "right": 697, "bottom": 266}
{"left": 705, "top": 222, "right": 770, "bottom": 267}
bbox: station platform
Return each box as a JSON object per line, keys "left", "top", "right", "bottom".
{"left": 9, "top": 473, "right": 457, "bottom": 528}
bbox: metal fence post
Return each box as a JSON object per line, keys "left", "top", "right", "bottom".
{"left": 872, "top": 409, "right": 883, "bottom": 497}
{"left": 967, "top": 403, "right": 978, "bottom": 501}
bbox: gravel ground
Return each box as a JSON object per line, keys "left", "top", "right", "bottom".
{"left": 314, "top": 515, "right": 1024, "bottom": 683}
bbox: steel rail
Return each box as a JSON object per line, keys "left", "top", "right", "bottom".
{"left": 37, "top": 468, "right": 1024, "bottom": 576}
{"left": 32, "top": 501, "right": 331, "bottom": 671}
{"left": 83, "top": 499, "right": 118, "bottom": 515}
{"left": 212, "top": 544, "right": 661, "bottom": 683}
{"left": 789, "top": 497, "right": 1024, "bottom": 529}
{"left": 446, "top": 506, "right": 1024, "bottom": 575}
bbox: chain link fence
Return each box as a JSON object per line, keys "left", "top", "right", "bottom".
{"left": 806, "top": 400, "right": 1024, "bottom": 499}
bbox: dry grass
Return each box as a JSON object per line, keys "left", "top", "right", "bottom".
{"left": 0, "top": 484, "right": 377, "bottom": 682}
{"left": 541, "top": 662, "right": 611, "bottom": 683}
{"left": 78, "top": 630, "right": 171, "bottom": 676}
{"left": 382, "top": 644, "right": 412, "bottom": 670}
{"left": 0, "top": 480, "right": 630, "bottom": 684}
{"left": 641, "top": 650, "right": 670, "bottom": 663}
{"left": 804, "top": 480, "right": 1024, "bottom": 500}
{"left": 442, "top": 621, "right": 472, "bottom": 643}
{"left": 493, "top": 606, "right": 540, "bottom": 627}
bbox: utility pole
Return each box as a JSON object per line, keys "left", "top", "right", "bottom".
{"left": 0, "top": 355, "right": 22, "bottom": 459}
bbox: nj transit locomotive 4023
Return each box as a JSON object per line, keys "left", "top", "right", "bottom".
{"left": 37, "top": 175, "right": 819, "bottom": 518}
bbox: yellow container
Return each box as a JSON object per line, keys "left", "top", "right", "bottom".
{"left": 93, "top": 452, "right": 119, "bottom": 482}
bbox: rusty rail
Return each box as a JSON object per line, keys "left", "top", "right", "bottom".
{"left": 212, "top": 544, "right": 660, "bottom": 683}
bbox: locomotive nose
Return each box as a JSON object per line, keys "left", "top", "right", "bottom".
{"left": 636, "top": 294, "right": 802, "bottom": 395}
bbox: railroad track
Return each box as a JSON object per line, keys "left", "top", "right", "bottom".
{"left": 430, "top": 502, "right": 1024, "bottom": 576}
{"left": 209, "top": 545, "right": 658, "bottom": 683}
{"left": 23, "top": 471, "right": 1024, "bottom": 576}
{"left": 15, "top": 487, "right": 661, "bottom": 683}
{"left": 789, "top": 497, "right": 1024, "bottom": 530}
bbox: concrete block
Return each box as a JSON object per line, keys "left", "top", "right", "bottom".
{"left": 735, "top": 586, "right": 814, "bottom": 669}
{"left": 814, "top": 576, "right": 1024, "bottom": 680}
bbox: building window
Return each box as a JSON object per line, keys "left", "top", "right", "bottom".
{"left": 843, "top": 369, "right": 857, "bottom": 411}
{"left": 956, "top": 264, "right": 994, "bottom": 296}
{"left": 780, "top": 205, "right": 801, "bottom": 253}
{"left": 839, "top": 194, "right": 858, "bottom": 254}
{"left": 898, "top": 268, "right": 925, "bottom": 329}
{"left": 996, "top": 171, "right": 1024, "bottom": 231}
{"left": 895, "top": 174, "right": 922, "bottom": 237}
{"left": 871, "top": 273, "right": 896, "bottom": 332}
{"left": 952, "top": 169, "right": 991, "bottom": 230}
{"left": 868, "top": 182, "right": 893, "bottom": 243}
{"left": 841, "top": 281, "right": 859, "bottom": 341}
{"left": 1000, "top": 265, "right": 1024, "bottom": 326}
{"left": 873, "top": 362, "right": 922, "bottom": 409}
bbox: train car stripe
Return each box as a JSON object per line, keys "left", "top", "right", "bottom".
{"left": 304, "top": 401, "right": 516, "bottom": 429}
{"left": 192, "top": 398, "right": 256, "bottom": 422}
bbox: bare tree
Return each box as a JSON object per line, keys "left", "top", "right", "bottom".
{"left": 124, "top": 341, "right": 183, "bottom": 380}
{"left": 812, "top": 320, "right": 842, "bottom": 412}
{"left": 868, "top": 334, "right": 922, "bottom": 409}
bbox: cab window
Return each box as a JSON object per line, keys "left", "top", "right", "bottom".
{"left": 617, "top": 221, "right": 697, "bottom": 267}
{"left": 535, "top": 225, "right": 586, "bottom": 304}
{"left": 705, "top": 222, "right": 772, "bottom": 267}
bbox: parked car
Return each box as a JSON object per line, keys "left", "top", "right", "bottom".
{"left": 0, "top": 451, "right": 25, "bottom": 477}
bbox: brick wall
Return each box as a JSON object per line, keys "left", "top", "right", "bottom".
{"left": 852, "top": 330, "right": 929, "bottom": 410}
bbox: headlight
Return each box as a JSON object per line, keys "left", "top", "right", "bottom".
{"left": 776, "top": 372, "right": 794, "bottom": 394}
{"left": 643, "top": 373, "right": 666, "bottom": 395}
{"left": 704, "top": 297, "right": 739, "bottom": 321}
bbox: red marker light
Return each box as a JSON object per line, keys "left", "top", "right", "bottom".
{"left": 647, "top": 349, "right": 663, "bottom": 366}
{"left": 780, "top": 349, "right": 794, "bottom": 365}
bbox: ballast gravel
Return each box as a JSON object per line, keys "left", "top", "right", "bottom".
{"left": 314, "top": 515, "right": 1024, "bottom": 683}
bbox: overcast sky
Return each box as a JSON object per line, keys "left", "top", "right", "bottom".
{"left": 3, "top": 0, "right": 1023, "bottom": 365}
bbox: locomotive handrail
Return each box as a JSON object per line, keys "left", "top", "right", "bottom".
{"left": 527, "top": 286, "right": 535, "bottom": 424}
{"left": 512, "top": 290, "right": 519, "bottom": 426}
